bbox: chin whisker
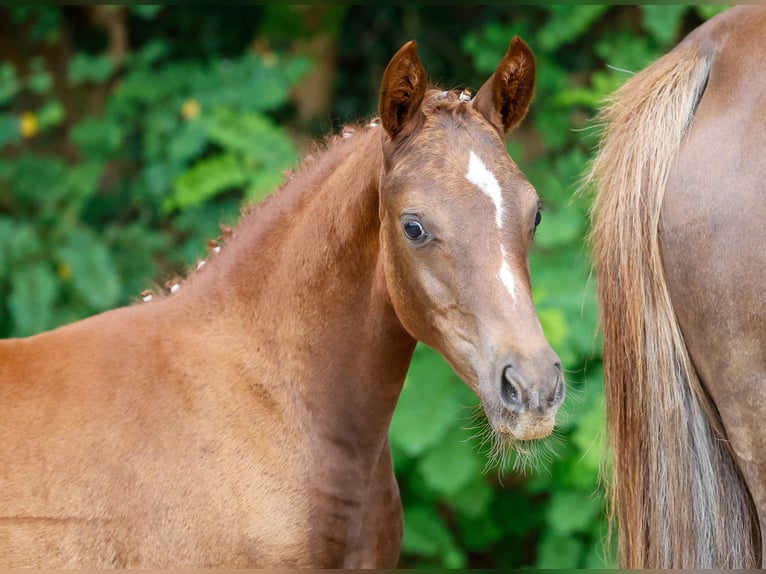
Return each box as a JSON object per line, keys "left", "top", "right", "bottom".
{"left": 462, "top": 402, "right": 564, "bottom": 480}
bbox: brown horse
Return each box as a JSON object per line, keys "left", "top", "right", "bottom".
{"left": 588, "top": 5, "right": 766, "bottom": 569}
{"left": 0, "top": 38, "right": 563, "bottom": 567}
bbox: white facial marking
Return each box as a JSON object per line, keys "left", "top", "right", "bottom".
{"left": 500, "top": 246, "right": 517, "bottom": 299}
{"left": 196, "top": 260, "right": 206, "bottom": 270}
{"left": 465, "top": 149, "right": 517, "bottom": 301}
{"left": 170, "top": 283, "right": 181, "bottom": 294}
{"left": 466, "top": 150, "right": 503, "bottom": 228}
{"left": 213, "top": 246, "right": 221, "bottom": 254}
{"left": 142, "top": 293, "right": 153, "bottom": 303}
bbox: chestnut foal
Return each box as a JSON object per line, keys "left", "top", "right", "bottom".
{"left": 0, "top": 38, "right": 563, "bottom": 567}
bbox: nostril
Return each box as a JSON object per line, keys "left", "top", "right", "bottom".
{"left": 553, "top": 361, "right": 562, "bottom": 371}
{"left": 501, "top": 366, "right": 523, "bottom": 412}
{"left": 553, "top": 376, "right": 565, "bottom": 404}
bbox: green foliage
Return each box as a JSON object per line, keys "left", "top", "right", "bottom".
{"left": 0, "top": 6, "right": 308, "bottom": 337}
{"left": 0, "top": 4, "right": 720, "bottom": 568}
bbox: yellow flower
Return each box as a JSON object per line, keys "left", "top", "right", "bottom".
{"left": 20, "top": 112, "right": 38, "bottom": 138}
{"left": 181, "top": 98, "right": 201, "bottom": 121}
{"left": 57, "top": 262, "right": 72, "bottom": 281}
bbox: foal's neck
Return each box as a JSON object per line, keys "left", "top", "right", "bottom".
{"left": 196, "top": 127, "right": 415, "bottom": 456}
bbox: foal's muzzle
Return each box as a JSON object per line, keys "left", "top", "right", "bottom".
{"left": 499, "top": 358, "right": 564, "bottom": 415}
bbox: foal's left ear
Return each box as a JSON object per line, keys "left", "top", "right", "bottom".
{"left": 472, "top": 36, "right": 536, "bottom": 137}
{"left": 379, "top": 40, "right": 427, "bottom": 139}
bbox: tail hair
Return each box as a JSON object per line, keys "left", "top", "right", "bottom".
{"left": 585, "top": 46, "right": 759, "bottom": 567}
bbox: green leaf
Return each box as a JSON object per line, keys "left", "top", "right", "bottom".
{"left": 62, "top": 162, "right": 104, "bottom": 212}
{"left": 169, "top": 153, "right": 247, "bottom": 211}
{"left": 130, "top": 5, "right": 162, "bottom": 19}
{"left": 594, "top": 29, "right": 657, "bottom": 74}
{"left": 167, "top": 120, "right": 208, "bottom": 164}
{"left": 570, "top": 389, "right": 606, "bottom": 480}
{"left": 390, "top": 345, "right": 467, "bottom": 458}
{"left": 70, "top": 118, "right": 124, "bottom": 157}
{"left": 170, "top": 198, "right": 240, "bottom": 265}
{"left": 545, "top": 489, "right": 603, "bottom": 536}
{"left": 695, "top": 5, "right": 729, "bottom": 20}
{"left": 0, "top": 217, "right": 18, "bottom": 273}
{"left": 0, "top": 63, "right": 21, "bottom": 105}
{"left": 463, "top": 21, "right": 528, "bottom": 74}
{"left": 641, "top": 5, "right": 689, "bottom": 46}
{"left": 8, "top": 261, "right": 59, "bottom": 336}
{"left": 68, "top": 52, "right": 114, "bottom": 85}
{"left": 282, "top": 55, "right": 314, "bottom": 85}
{"left": 0, "top": 114, "right": 21, "bottom": 149}
{"left": 7, "top": 154, "right": 69, "bottom": 205}
{"left": 128, "top": 39, "right": 168, "bottom": 68}
{"left": 448, "top": 472, "right": 494, "bottom": 519}
{"left": 536, "top": 531, "right": 583, "bottom": 568}
{"left": 402, "top": 504, "right": 466, "bottom": 567}
{"left": 535, "top": 207, "right": 584, "bottom": 249}
{"left": 208, "top": 109, "right": 298, "bottom": 167}
{"left": 23, "top": 6, "right": 60, "bottom": 44}
{"left": 143, "top": 162, "right": 184, "bottom": 200}
{"left": 0, "top": 219, "right": 42, "bottom": 265}
{"left": 457, "top": 505, "right": 503, "bottom": 551}
{"left": 55, "top": 228, "right": 121, "bottom": 310}
{"left": 416, "top": 425, "right": 483, "bottom": 497}
{"left": 402, "top": 505, "right": 450, "bottom": 556}
{"left": 36, "top": 99, "right": 65, "bottom": 130}
{"left": 105, "top": 223, "right": 170, "bottom": 297}
{"left": 245, "top": 169, "right": 286, "bottom": 203}
{"left": 538, "top": 307, "right": 568, "bottom": 349}
{"left": 200, "top": 55, "right": 302, "bottom": 113}
{"left": 537, "top": 5, "right": 609, "bottom": 51}
{"left": 27, "top": 57, "right": 53, "bottom": 95}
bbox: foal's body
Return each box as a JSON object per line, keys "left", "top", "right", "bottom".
{"left": 0, "top": 39, "right": 563, "bottom": 567}
{"left": 1, "top": 129, "right": 404, "bottom": 567}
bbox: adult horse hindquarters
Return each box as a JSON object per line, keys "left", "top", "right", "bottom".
{"left": 589, "top": 5, "right": 766, "bottom": 568}
{"left": 0, "top": 39, "right": 563, "bottom": 567}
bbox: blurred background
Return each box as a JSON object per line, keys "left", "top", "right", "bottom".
{"left": 0, "top": 5, "right": 727, "bottom": 568}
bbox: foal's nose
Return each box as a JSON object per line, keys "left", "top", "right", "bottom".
{"left": 499, "top": 359, "right": 564, "bottom": 414}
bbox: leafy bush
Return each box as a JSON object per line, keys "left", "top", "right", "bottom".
{"left": 0, "top": 6, "right": 308, "bottom": 336}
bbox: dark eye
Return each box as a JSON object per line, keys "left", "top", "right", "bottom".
{"left": 534, "top": 210, "right": 542, "bottom": 228}
{"left": 402, "top": 218, "right": 427, "bottom": 242}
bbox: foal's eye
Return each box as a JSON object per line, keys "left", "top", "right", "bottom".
{"left": 534, "top": 210, "right": 542, "bottom": 228}
{"left": 402, "top": 218, "right": 428, "bottom": 243}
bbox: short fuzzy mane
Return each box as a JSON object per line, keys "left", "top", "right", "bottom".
{"left": 140, "top": 87, "right": 479, "bottom": 302}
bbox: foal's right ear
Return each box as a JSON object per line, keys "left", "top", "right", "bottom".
{"left": 379, "top": 40, "right": 427, "bottom": 139}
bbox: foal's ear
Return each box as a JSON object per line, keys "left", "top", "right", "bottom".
{"left": 379, "top": 40, "right": 427, "bottom": 139}
{"left": 472, "top": 36, "right": 536, "bottom": 137}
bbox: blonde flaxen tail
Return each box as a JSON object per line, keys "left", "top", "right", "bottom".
{"left": 586, "top": 46, "right": 759, "bottom": 568}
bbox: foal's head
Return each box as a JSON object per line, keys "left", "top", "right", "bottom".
{"left": 378, "top": 40, "right": 564, "bottom": 443}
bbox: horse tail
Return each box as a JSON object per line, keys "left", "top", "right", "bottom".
{"left": 586, "top": 45, "right": 760, "bottom": 567}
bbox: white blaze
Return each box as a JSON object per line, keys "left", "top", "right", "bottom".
{"left": 466, "top": 150, "right": 503, "bottom": 228}
{"left": 499, "top": 246, "right": 517, "bottom": 300}
{"left": 465, "top": 150, "right": 517, "bottom": 301}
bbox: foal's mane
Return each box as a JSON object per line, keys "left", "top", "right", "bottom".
{"left": 141, "top": 88, "right": 474, "bottom": 302}
{"left": 234, "top": 88, "right": 482, "bottom": 250}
